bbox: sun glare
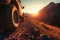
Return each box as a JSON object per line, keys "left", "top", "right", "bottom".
{"left": 23, "top": 4, "right": 42, "bottom": 17}
{"left": 31, "top": 13, "right": 38, "bottom": 17}
{"left": 25, "top": 7, "right": 39, "bottom": 17}
{"left": 30, "top": 8, "right": 38, "bottom": 13}
{"left": 27, "top": 7, "right": 39, "bottom": 13}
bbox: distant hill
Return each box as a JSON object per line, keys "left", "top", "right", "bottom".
{"left": 38, "top": 2, "right": 60, "bottom": 27}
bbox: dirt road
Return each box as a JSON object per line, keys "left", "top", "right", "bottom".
{"left": 4, "top": 17, "right": 60, "bottom": 40}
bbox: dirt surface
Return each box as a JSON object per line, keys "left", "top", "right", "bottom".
{"left": 4, "top": 17, "right": 60, "bottom": 40}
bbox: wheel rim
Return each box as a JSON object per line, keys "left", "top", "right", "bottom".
{"left": 12, "top": 7, "right": 19, "bottom": 27}
{"left": 14, "top": 11, "right": 18, "bottom": 24}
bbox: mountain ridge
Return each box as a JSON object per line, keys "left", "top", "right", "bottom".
{"left": 37, "top": 2, "right": 60, "bottom": 27}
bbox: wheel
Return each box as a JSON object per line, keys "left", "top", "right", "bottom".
{"left": 7, "top": 4, "right": 19, "bottom": 31}
{"left": 0, "top": 4, "right": 19, "bottom": 32}
{"left": 12, "top": 5, "right": 19, "bottom": 27}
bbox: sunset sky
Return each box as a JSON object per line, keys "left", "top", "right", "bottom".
{"left": 21, "top": 0, "right": 60, "bottom": 13}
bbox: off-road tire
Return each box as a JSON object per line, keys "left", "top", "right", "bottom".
{"left": 0, "top": 4, "right": 19, "bottom": 33}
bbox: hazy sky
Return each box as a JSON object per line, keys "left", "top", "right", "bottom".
{"left": 21, "top": 0, "right": 60, "bottom": 13}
